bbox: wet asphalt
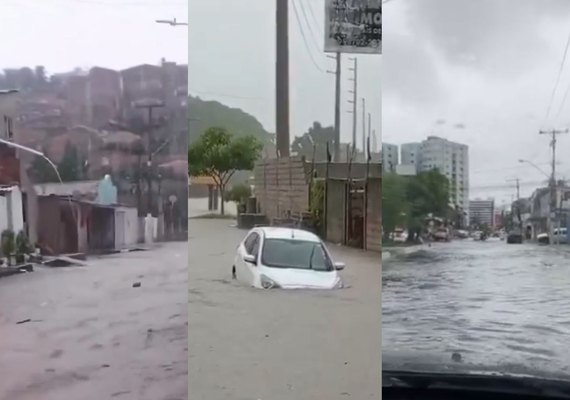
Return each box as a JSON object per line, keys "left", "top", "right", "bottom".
{"left": 0, "top": 242, "right": 188, "bottom": 400}
{"left": 188, "top": 218, "right": 381, "bottom": 400}
{"left": 382, "top": 239, "right": 570, "bottom": 374}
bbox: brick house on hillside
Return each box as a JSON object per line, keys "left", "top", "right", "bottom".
{"left": 87, "top": 67, "right": 122, "bottom": 128}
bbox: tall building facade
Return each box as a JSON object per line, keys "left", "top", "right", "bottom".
{"left": 469, "top": 199, "right": 495, "bottom": 227}
{"left": 401, "top": 142, "right": 421, "bottom": 172}
{"left": 381, "top": 143, "right": 399, "bottom": 172}
{"left": 418, "top": 136, "right": 469, "bottom": 211}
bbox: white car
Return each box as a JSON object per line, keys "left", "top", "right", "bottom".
{"left": 232, "top": 226, "right": 345, "bottom": 289}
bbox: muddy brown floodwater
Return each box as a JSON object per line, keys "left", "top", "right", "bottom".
{"left": 188, "top": 218, "right": 381, "bottom": 400}
{"left": 0, "top": 242, "right": 188, "bottom": 400}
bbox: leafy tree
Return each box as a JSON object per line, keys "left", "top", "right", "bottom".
{"left": 188, "top": 127, "right": 262, "bottom": 215}
{"left": 291, "top": 122, "right": 335, "bottom": 161}
{"left": 225, "top": 184, "right": 252, "bottom": 205}
{"left": 382, "top": 173, "right": 409, "bottom": 240}
{"left": 28, "top": 150, "right": 60, "bottom": 183}
{"left": 406, "top": 169, "right": 449, "bottom": 217}
{"left": 58, "top": 142, "right": 89, "bottom": 182}
{"left": 34, "top": 66, "right": 47, "bottom": 87}
{"left": 405, "top": 169, "right": 450, "bottom": 240}
{"left": 381, "top": 168, "right": 450, "bottom": 242}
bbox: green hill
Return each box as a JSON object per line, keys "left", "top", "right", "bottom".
{"left": 188, "top": 96, "right": 274, "bottom": 185}
{"left": 188, "top": 96, "right": 272, "bottom": 145}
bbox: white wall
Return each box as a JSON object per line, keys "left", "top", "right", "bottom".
{"left": 0, "top": 195, "right": 8, "bottom": 234}
{"left": 0, "top": 187, "right": 24, "bottom": 235}
{"left": 115, "top": 207, "right": 139, "bottom": 249}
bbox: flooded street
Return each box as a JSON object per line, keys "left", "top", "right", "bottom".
{"left": 188, "top": 218, "right": 380, "bottom": 400}
{"left": 382, "top": 239, "right": 570, "bottom": 373}
{"left": 0, "top": 243, "right": 188, "bottom": 400}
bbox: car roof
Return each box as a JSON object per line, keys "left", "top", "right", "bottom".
{"left": 256, "top": 227, "right": 321, "bottom": 243}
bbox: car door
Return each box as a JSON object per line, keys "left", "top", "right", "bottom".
{"left": 236, "top": 231, "right": 257, "bottom": 285}
{"left": 242, "top": 232, "right": 260, "bottom": 286}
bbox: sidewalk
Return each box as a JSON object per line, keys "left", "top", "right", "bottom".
{"left": 188, "top": 197, "right": 236, "bottom": 219}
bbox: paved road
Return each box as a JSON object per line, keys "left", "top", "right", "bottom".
{"left": 188, "top": 218, "right": 381, "bottom": 399}
{"left": 0, "top": 242, "right": 188, "bottom": 400}
{"left": 383, "top": 239, "right": 570, "bottom": 374}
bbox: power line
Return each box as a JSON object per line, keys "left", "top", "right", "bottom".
{"left": 542, "top": 29, "right": 570, "bottom": 126}
{"left": 302, "top": 0, "right": 321, "bottom": 30}
{"left": 296, "top": 0, "right": 322, "bottom": 55}
{"left": 470, "top": 162, "right": 553, "bottom": 175}
{"left": 291, "top": 0, "right": 325, "bottom": 73}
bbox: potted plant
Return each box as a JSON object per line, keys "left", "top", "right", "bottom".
{"left": 15, "top": 231, "right": 31, "bottom": 265}
{"left": 1, "top": 230, "right": 15, "bottom": 266}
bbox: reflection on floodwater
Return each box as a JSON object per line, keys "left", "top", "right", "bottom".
{"left": 382, "top": 240, "right": 570, "bottom": 373}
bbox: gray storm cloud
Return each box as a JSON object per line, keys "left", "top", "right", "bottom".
{"left": 404, "top": 0, "right": 570, "bottom": 76}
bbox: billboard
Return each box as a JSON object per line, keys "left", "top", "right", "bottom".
{"left": 324, "top": 0, "right": 382, "bottom": 54}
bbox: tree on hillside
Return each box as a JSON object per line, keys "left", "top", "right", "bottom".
{"left": 28, "top": 149, "right": 60, "bottom": 183}
{"left": 58, "top": 142, "right": 89, "bottom": 182}
{"left": 188, "top": 96, "right": 271, "bottom": 144}
{"left": 291, "top": 122, "right": 335, "bottom": 161}
{"left": 188, "top": 127, "right": 262, "bottom": 215}
{"left": 34, "top": 66, "right": 47, "bottom": 88}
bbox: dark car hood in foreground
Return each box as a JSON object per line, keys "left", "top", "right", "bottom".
{"left": 383, "top": 351, "right": 570, "bottom": 397}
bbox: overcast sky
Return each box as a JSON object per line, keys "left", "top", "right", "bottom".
{"left": 384, "top": 0, "right": 570, "bottom": 205}
{"left": 188, "top": 0, "right": 381, "bottom": 151}
{"left": 0, "top": 0, "right": 187, "bottom": 73}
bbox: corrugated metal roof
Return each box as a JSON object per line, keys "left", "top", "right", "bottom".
{"left": 0, "top": 186, "right": 15, "bottom": 194}
{"left": 34, "top": 180, "right": 99, "bottom": 197}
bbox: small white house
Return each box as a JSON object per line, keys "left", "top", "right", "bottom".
{"left": 0, "top": 185, "right": 24, "bottom": 236}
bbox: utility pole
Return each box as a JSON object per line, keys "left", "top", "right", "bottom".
{"left": 368, "top": 112, "right": 371, "bottom": 145}
{"left": 347, "top": 57, "right": 358, "bottom": 153}
{"left": 361, "top": 98, "right": 366, "bottom": 157}
{"left": 327, "top": 53, "right": 342, "bottom": 161}
{"left": 276, "top": 0, "right": 290, "bottom": 158}
{"left": 506, "top": 178, "right": 521, "bottom": 232}
{"left": 539, "top": 128, "right": 568, "bottom": 244}
{"left": 135, "top": 101, "right": 165, "bottom": 217}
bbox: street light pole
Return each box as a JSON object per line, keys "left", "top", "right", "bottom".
{"left": 0, "top": 138, "right": 78, "bottom": 228}
{"left": 155, "top": 18, "right": 188, "bottom": 26}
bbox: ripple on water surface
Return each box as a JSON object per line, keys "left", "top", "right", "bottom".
{"left": 382, "top": 241, "right": 570, "bottom": 373}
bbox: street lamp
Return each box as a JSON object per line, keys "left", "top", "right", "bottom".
{"left": 518, "top": 159, "right": 551, "bottom": 180}
{"left": 0, "top": 138, "right": 63, "bottom": 184}
{"left": 0, "top": 137, "right": 79, "bottom": 227}
{"left": 0, "top": 89, "right": 19, "bottom": 95}
{"left": 155, "top": 18, "right": 188, "bottom": 26}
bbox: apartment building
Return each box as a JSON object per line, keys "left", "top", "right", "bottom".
{"left": 381, "top": 143, "right": 399, "bottom": 172}
{"left": 400, "top": 142, "right": 421, "bottom": 172}
{"left": 469, "top": 199, "right": 495, "bottom": 227}
{"left": 417, "top": 136, "right": 469, "bottom": 211}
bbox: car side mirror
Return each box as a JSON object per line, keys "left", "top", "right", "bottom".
{"left": 334, "top": 262, "right": 345, "bottom": 271}
{"left": 244, "top": 254, "right": 257, "bottom": 265}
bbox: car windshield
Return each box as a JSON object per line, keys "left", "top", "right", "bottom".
{"left": 261, "top": 239, "right": 332, "bottom": 271}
